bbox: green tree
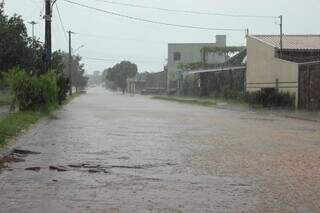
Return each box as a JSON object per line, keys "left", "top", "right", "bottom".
{"left": 71, "top": 55, "right": 88, "bottom": 90}
{"left": 0, "top": 3, "right": 43, "bottom": 74}
{"left": 51, "top": 50, "right": 88, "bottom": 91}
{"left": 106, "top": 61, "right": 138, "bottom": 93}
{"left": 51, "top": 50, "right": 70, "bottom": 104}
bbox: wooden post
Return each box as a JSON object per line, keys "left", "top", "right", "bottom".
{"left": 307, "top": 65, "right": 311, "bottom": 110}
{"left": 279, "top": 15, "right": 283, "bottom": 57}
{"left": 44, "top": 0, "right": 52, "bottom": 73}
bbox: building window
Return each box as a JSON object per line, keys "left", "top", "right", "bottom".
{"left": 173, "top": 52, "right": 181, "bottom": 61}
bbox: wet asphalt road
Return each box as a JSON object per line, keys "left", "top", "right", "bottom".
{"left": 1, "top": 87, "right": 320, "bottom": 213}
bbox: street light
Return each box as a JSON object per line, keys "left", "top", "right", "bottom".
{"left": 28, "top": 21, "right": 38, "bottom": 39}
{"left": 72, "top": 45, "right": 84, "bottom": 54}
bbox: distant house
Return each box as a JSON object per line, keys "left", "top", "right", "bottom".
{"left": 126, "top": 77, "right": 146, "bottom": 95}
{"left": 167, "top": 35, "right": 227, "bottom": 91}
{"left": 127, "top": 69, "right": 167, "bottom": 95}
{"left": 247, "top": 35, "right": 320, "bottom": 109}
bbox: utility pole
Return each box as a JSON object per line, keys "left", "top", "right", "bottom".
{"left": 68, "top": 30, "right": 74, "bottom": 95}
{"left": 44, "top": 0, "right": 52, "bottom": 73}
{"left": 279, "top": 15, "right": 283, "bottom": 57}
{"left": 28, "top": 21, "right": 37, "bottom": 39}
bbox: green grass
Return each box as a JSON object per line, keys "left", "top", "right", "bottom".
{"left": 0, "top": 94, "right": 12, "bottom": 106}
{"left": 152, "top": 95, "right": 250, "bottom": 110}
{"left": 0, "top": 92, "right": 83, "bottom": 148}
{"left": 0, "top": 111, "right": 45, "bottom": 146}
{"left": 209, "top": 97, "right": 249, "bottom": 107}
{"left": 152, "top": 96, "right": 217, "bottom": 107}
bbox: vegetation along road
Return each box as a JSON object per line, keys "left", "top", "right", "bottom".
{"left": 1, "top": 87, "right": 320, "bottom": 212}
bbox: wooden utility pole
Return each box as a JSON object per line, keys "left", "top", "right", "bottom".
{"left": 44, "top": 0, "right": 52, "bottom": 73}
{"left": 68, "top": 30, "right": 74, "bottom": 95}
{"left": 279, "top": 15, "right": 283, "bottom": 56}
{"left": 246, "top": 28, "right": 249, "bottom": 37}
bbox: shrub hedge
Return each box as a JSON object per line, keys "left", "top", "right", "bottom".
{"left": 5, "top": 68, "right": 69, "bottom": 111}
{"left": 245, "top": 90, "right": 295, "bottom": 108}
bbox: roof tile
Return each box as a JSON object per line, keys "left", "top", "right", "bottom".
{"left": 251, "top": 35, "right": 320, "bottom": 50}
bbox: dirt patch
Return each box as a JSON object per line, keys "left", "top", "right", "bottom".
{"left": 45, "top": 162, "right": 177, "bottom": 174}
{"left": 25, "top": 167, "right": 41, "bottom": 171}
{"left": 12, "top": 149, "right": 41, "bottom": 155}
{"left": 0, "top": 153, "right": 26, "bottom": 172}
{"left": 0, "top": 149, "right": 41, "bottom": 172}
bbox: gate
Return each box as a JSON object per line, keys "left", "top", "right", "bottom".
{"left": 299, "top": 62, "right": 320, "bottom": 110}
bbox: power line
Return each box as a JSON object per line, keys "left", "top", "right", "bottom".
{"left": 63, "top": 0, "right": 246, "bottom": 32}
{"left": 93, "top": 0, "right": 277, "bottom": 19}
{"left": 74, "top": 32, "right": 166, "bottom": 44}
{"left": 82, "top": 56, "right": 164, "bottom": 64}
{"left": 29, "top": 0, "right": 42, "bottom": 10}
{"left": 27, "top": 0, "right": 43, "bottom": 20}
{"left": 55, "top": 2, "right": 68, "bottom": 44}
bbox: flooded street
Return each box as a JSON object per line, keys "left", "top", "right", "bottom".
{"left": 1, "top": 87, "right": 320, "bottom": 212}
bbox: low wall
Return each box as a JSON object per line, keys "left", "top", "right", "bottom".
{"left": 145, "top": 71, "right": 167, "bottom": 94}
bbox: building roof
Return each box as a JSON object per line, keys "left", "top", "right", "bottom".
{"left": 251, "top": 35, "right": 320, "bottom": 50}
{"left": 184, "top": 49, "right": 247, "bottom": 75}
{"left": 185, "top": 66, "right": 246, "bottom": 76}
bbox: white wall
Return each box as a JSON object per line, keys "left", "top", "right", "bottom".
{"left": 246, "top": 36, "right": 299, "bottom": 106}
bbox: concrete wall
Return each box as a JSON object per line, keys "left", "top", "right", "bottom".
{"left": 126, "top": 79, "right": 146, "bottom": 94}
{"left": 182, "top": 68, "right": 245, "bottom": 97}
{"left": 246, "top": 36, "right": 299, "bottom": 106}
{"left": 167, "top": 35, "right": 227, "bottom": 86}
{"left": 146, "top": 71, "right": 167, "bottom": 89}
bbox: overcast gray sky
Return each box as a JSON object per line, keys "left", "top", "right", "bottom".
{"left": 4, "top": 0, "right": 320, "bottom": 74}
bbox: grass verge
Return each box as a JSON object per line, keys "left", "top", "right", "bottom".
{"left": 0, "top": 94, "right": 12, "bottom": 106}
{"left": 0, "top": 92, "right": 82, "bottom": 147}
{"left": 0, "top": 111, "right": 45, "bottom": 147}
{"left": 152, "top": 96, "right": 216, "bottom": 107}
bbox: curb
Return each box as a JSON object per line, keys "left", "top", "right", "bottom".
{"left": 283, "top": 115, "right": 319, "bottom": 123}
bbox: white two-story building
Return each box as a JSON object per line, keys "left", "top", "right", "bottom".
{"left": 167, "top": 35, "right": 227, "bottom": 90}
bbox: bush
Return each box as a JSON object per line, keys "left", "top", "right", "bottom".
{"left": 5, "top": 68, "right": 59, "bottom": 111}
{"left": 56, "top": 72, "right": 70, "bottom": 105}
{"left": 245, "top": 90, "right": 295, "bottom": 108}
{"left": 182, "top": 75, "right": 200, "bottom": 96}
{"left": 0, "top": 74, "right": 8, "bottom": 91}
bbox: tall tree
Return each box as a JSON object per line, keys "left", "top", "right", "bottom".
{"left": 0, "top": 3, "right": 43, "bottom": 74}
{"left": 51, "top": 50, "right": 88, "bottom": 90}
{"left": 106, "top": 61, "right": 138, "bottom": 93}
{"left": 71, "top": 55, "right": 88, "bottom": 90}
